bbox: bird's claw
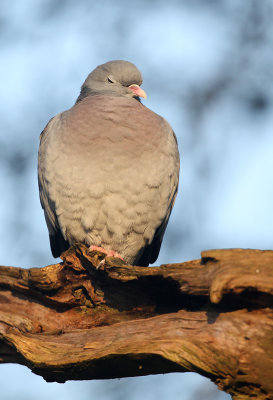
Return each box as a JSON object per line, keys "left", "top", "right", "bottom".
{"left": 96, "top": 258, "right": 106, "bottom": 270}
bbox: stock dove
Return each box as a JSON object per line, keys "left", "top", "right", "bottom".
{"left": 38, "top": 60, "right": 179, "bottom": 266}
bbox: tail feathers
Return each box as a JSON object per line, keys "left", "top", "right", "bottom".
{"left": 49, "top": 230, "right": 70, "bottom": 258}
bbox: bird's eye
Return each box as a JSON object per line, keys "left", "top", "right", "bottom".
{"left": 107, "top": 75, "right": 116, "bottom": 83}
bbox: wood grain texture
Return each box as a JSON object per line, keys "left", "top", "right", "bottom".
{"left": 0, "top": 246, "right": 272, "bottom": 399}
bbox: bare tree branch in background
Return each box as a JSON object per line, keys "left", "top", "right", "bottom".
{"left": 0, "top": 246, "right": 272, "bottom": 400}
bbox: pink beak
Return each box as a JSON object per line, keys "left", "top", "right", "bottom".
{"left": 128, "top": 84, "right": 147, "bottom": 99}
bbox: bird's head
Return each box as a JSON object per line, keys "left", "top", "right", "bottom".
{"left": 76, "top": 60, "right": 147, "bottom": 103}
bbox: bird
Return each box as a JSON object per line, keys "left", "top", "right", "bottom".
{"left": 38, "top": 60, "right": 180, "bottom": 267}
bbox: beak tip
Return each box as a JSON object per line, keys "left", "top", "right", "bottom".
{"left": 129, "top": 84, "right": 147, "bottom": 100}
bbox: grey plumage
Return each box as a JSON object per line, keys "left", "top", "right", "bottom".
{"left": 38, "top": 60, "right": 179, "bottom": 266}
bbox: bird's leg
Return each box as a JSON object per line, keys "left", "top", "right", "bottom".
{"left": 88, "top": 245, "right": 124, "bottom": 269}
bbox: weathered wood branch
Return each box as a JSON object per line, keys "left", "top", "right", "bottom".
{"left": 0, "top": 246, "right": 272, "bottom": 399}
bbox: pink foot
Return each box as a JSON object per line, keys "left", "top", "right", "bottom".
{"left": 89, "top": 245, "right": 109, "bottom": 255}
{"left": 106, "top": 249, "right": 124, "bottom": 259}
{"left": 89, "top": 245, "right": 124, "bottom": 269}
{"left": 89, "top": 245, "right": 124, "bottom": 259}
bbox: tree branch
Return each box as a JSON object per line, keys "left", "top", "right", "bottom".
{"left": 0, "top": 246, "right": 272, "bottom": 399}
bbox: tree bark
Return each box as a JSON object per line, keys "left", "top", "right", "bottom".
{"left": 0, "top": 246, "right": 272, "bottom": 399}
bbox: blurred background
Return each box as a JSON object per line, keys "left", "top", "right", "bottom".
{"left": 1, "top": 0, "right": 273, "bottom": 399}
